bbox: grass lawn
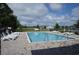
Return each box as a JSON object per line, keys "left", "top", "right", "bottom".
{"left": 16, "top": 27, "right": 71, "bottom": 33}
{"left": 16, "top": 28, "right": 49, "bottom": 32}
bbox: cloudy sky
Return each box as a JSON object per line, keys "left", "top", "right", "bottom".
{"left": 8, "top": 3, "right": 79, "bottom": 26}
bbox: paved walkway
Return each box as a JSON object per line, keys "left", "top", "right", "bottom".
{"left": 1, "top": 32, "right": 31, "bottom": 55}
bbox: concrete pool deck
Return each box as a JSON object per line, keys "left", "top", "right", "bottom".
{"left": 1, "top": 32, "right": 79, "bottom": 55}
{"left": 1, "top": 32, "right": 31, "bottom": 55}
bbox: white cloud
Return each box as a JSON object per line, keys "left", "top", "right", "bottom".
{"left": 7, "top": 3, "right": 49, "bottom": 26}
{"left": 44, "top": 14, "right": 65, "bottom": 21}
{"left": 7, "top": 3, "right": 78, "bottom": 26}
{"left": 44, "top": 14, "right": 77, "bottom": 26}
{"left": 72, "top": 7, "right": 79, "bottom": 17}
{"left": 8, "top": 3, "right": 48, "bottom": 17}
{"left": 50, "top": 3, "right": 63, "bottom": 11}
{"left": 20, "top": 21, "right": 27, "bottom": 26}
{"left": 20, "top": 16, "right": 34, "bottom": 20}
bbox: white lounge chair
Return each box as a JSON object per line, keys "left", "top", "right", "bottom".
{"left": 62, "top": 32, "right": 79, "bottom": 39}
{"left": 1, "top": 32, "right": 20, "bottom": 41}
{"left": 52, "top": 31, "right": 61, "bottom": 35}
{"left": 68, "top": 34, "right": 79, "bottom": 39}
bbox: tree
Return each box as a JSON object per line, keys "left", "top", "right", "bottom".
{"left": 0, "top": 3, "right": 20, "bottom": 31}
{"left": 54, "top": 23, "right": 60, "bottom": 30}
{"left": 74, "top": 20, "right": 79, "bottom": 28}
{"left": 44, "top": 26, "right": 46, "bottom": 29}
{"left": 36, "top": 25, "right": 40, "bottom": 28}
{"left": 0, "top": 3, "right": 13, "bottom": 15}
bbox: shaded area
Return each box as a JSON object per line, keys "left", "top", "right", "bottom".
{"left": 0, "top": 39, "right": 1, "bottom": 55}
{"left": 31, "top": 44, "right": 79, "bottom": 55}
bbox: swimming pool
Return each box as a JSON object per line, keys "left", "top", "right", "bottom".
{"left": 27, "top": 32, "right": 69, "bottom": 43}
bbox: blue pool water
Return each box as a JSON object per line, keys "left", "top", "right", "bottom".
{"left": 27, "top": 32, "right": 68, "bottom": 42}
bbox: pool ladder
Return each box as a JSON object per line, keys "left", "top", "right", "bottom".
{"left": 45, "top": 33, "right": 48, "bottom": 41}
